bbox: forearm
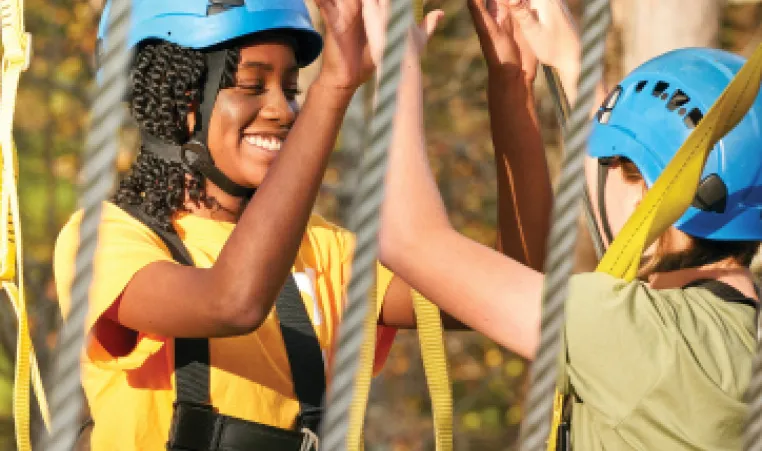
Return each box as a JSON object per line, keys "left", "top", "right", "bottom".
{"left": 380, "top": 49, "right": 451, "bottom": 261}
{"left": 212, "top": 83, "right": 353, "bottom": 327}
{"left": 488, "top": 70, "right": 551, "bottom": 271}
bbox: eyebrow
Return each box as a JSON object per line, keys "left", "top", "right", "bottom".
{"left": 239, "top": 61, "right": 299, "bottom": 74}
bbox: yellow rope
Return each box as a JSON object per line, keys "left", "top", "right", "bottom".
{"left": 547, "top": 43, "right": 762, "bottom": 450}
{"left": 1, "top": 1, "right": 51, "bottom": 450}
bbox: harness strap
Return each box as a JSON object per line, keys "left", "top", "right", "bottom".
{"left": 138, "top": 49, "right": 256, "bottom": 199}
{"left": 683, "top": 279, "right": 759, "bottom": 309}
{"left": 119, "top": 203, "right": 325, "bottom": 433}
{"left": 275, "top": 277, "right": 326, "bottom": 432}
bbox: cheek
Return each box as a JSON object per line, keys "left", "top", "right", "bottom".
{"left": 207, "top": 94, "right": 261, "bottom": 158}
{"left": 603, "top": 177, "right": 642, "bottom": 237}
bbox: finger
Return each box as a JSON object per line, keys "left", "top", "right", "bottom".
{"left": 495, "top": 0, "right": 511, "bottom": 27}
{"left": 467, "top": 0, "right": 497, "bottom": 35}
{"left": 315, "top": 0, "right": 338, "bottom": 23}
{"left": 422, "top": 9, "right": 444, "bottom": 39}
{"left": 508, "top": 0, "right": 543, "bottom": 42}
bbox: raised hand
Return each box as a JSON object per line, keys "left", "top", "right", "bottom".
{"left": 314, "top": 0, "right": 375, "bottom": 90}
{"left": 361, "top": 0, "right": 443, "bottom": 66}
{"left": 508, "top": 0, "right": 580, "bottom": 72}
{"left": 468, "top": 0, "right": 538, "bottom": 83}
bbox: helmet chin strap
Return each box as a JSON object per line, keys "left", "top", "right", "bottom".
{"left": 597, "top": 157, "right": 616, "bottom": 247}
{"left": 140, "top": 49, "right": 256, "bottom": 199}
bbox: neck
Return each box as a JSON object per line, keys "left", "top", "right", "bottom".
{"left": 184, "top": 179, "right": 247, "bottom": 223}
{"left": 648, "top": 261, "right": 758, "bottom": 301}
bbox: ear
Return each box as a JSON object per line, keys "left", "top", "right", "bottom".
{"left": 632, "top": 179, "right": 648, "bottom": 209}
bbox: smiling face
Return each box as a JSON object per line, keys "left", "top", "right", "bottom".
{"left": 204, "top": 37, "right": 300, "bottom": 189}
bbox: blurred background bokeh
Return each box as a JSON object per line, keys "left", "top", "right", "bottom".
{"left": 2, "top": 0, "right": 762, "bottom": 450}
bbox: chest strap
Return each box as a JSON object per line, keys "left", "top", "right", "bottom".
{"left": 119, "top": 204, "right": 326, "bottom": 448}
{"left": 682, "top": 279, "right": 759, "bottom": 310}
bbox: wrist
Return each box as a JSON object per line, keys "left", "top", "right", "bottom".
{"left": 309, "top": 78, "right": 356, "bottom": 107}
{"left": 304, "top": 77, "right": 356, "bottom": 112}
{"left": 488, "top": 66, "right": 532, "bottom": 91}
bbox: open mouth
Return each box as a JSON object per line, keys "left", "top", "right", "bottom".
{"left": 243, "top": 134, "right": 283, "bottom": 154}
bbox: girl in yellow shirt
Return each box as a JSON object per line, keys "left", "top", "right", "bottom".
{"left": 54, "top": 1, "right": 451, "bottom": 450}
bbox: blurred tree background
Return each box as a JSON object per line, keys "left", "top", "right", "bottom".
{"left": 1, "top": 0, "right": 762, "bottom": 450}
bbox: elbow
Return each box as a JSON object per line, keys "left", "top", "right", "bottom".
{"left": 213, "top": 281, "right": 270, "bottom": 336}
{"left": 378, "top": 220, "right": 417, "bottom": 272}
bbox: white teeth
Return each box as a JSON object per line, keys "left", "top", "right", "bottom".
{"left": 245, "top": 135, "right": 282, "bottom": 152}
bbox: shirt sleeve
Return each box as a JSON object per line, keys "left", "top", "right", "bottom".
{"left": 337, "top": 229, "right": 398, "bottom": 375}
{"left": 53, "top": 203, "right": 176, "bottom": 371}
{"left": 564, "top": 272, "right": 677, "bottom": 424}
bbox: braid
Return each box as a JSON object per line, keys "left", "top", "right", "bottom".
{"left": 219, "top": 48, "right": 241, "bottom": 90}
{"left": 113, "top": 41, "right": 242, "bottom": 231}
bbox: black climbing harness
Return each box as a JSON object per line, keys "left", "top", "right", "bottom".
{"left": 76, "top": 203, "right": 326, "bottom": 451}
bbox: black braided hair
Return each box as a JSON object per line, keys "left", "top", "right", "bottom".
{"left": 113, "top": 41, "right": 240, "bottom": 231}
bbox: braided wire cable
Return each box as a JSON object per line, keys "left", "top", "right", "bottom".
{"left": 43, "top": 1, "right": 132, "bottom": 450}
{"left": 319, "top": 1, "right": 412, "bottom": 449}
{"left": 745, "top": 318, "right": 762, "bottom": 450}
{"left": 541, "top": 65, "right": 605, "bottom": 260}
{"left": 518, "top": 1, "right": 611, "bottom": 449}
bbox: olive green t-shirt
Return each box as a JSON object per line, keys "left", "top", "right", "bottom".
{"left": 564, "top": 273, "right": 757, "bottom": 450}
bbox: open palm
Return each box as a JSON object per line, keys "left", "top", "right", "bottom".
{"left": 361, "top": 0, "right": 443, "bottom": 66}
{"left": 315, "top": 0, "right": 375, "bottom": 89}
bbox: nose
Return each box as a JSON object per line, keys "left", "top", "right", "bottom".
{"left": 259, "top": 87, "right": 296, "bottom": 127}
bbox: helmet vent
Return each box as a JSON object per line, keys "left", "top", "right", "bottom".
{"left": 635, "top": 81, "right": 648, "bottom": 92}
{"left": 667, "top": 90, "right": 690, "bottom": 111}
{"left": 208, "top": 0, "right": 245, "bottom": 15}
{"left": 684, "top": 108, "right": 704, "bottom": 129}
{"left": 652, "top": 81, "right": 670, "bottom": 98}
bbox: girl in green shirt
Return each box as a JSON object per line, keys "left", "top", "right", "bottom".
{"left": 369, "top": 0, "right": 761, "bottom": 448}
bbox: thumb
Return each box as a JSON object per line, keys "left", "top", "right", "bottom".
{"left": 421, "top": 9, "right": 444, "bottom": 40}
{"left": 508, "top": 0, "right": 543, "bottom": 41}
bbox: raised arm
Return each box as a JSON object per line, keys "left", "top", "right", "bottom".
{"left": 112, "top": 0, "right": 375, "bottom": 338}
{"left": 372, "top": 5, "right": 542, "bottom": 358}
{"left": 468, "top": 0, "right": 551, "bottom": 270}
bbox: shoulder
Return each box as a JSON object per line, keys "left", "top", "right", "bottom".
{"left": 568, "top": 272, "right": 681, "bottom": 322}
{"left": 56, "top": 202, "right": 159, "bottom": 255}
{"left": 54, "top": 202, "right": 172, "bottom": 280}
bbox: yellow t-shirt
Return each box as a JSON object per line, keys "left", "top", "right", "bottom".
{"left": 53, "top": 202, "right": 397, "bottom": 450}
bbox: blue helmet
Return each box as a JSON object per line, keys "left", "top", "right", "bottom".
{"left": 97, "top": 0, "right": 323, "bottom": 67}
{"left": 589, "top": 48, "right": 762, "bottom": 241}
{"left": 97, "top": 0, "right": 323, "bottom": 198}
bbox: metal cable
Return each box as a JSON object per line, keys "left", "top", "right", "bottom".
{"left": 541, "top": 65, "right": 605, "bottom": 260}
{"left": 518, "top": 1, "right": 611, "bottom": 450}
{"left": 43, "top": 1, "right": 132, "bottom": 449}
{"left": 319, "top": 1, "right": 412, "bottom": 449}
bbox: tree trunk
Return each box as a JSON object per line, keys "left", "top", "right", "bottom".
{"left": 617, "top": 0, "right": 721, "bottom": 73}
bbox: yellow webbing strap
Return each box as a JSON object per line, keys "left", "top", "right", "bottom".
{"left": 412, "top": 289, "right": 452, "bottom": 450}
{"left": 1, "top": 1, "right": 51, "bottom": 449}
{"left": 346, "top": 283, "right": 379, "bottom": 451}
{"left": 348, "top": 3, "right": 452, "bottom": 451}
{"left": 547, "top": 43, "right": 762, "bottom": 451}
